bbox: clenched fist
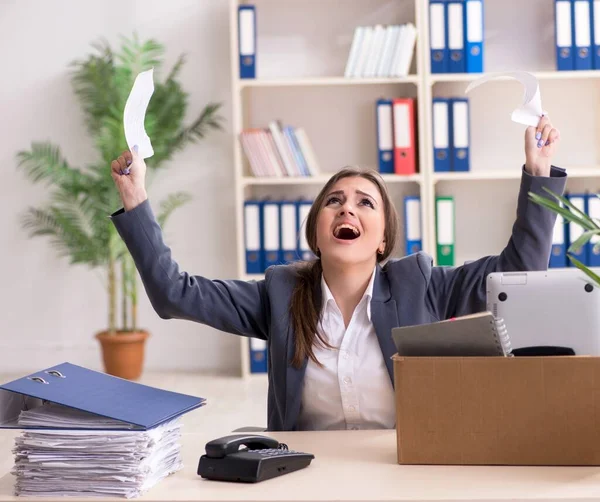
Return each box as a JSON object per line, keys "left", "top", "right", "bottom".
{"left": 110, "top": 145, "right": 148, "bottom": 211}
{"left": 524, "top": 115, "right": 560, "bottom": 177}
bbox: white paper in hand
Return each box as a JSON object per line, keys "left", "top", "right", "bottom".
{"left": 123, "top": 68, "right": 155, "bottom": 159}
{"left": 464, "top": 71, "right": 546, "bottom": 127}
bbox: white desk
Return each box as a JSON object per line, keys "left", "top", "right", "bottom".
{"left": 2, "top": 429, "right": 600, "bottom": 501}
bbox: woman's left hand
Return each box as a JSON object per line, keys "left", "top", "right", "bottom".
{"left": 524, "top": 115, "right": 560, "bottom": 177}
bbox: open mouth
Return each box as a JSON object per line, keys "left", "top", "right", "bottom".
{"left": 333, "top": 224, "right": 361, "bottom": 241}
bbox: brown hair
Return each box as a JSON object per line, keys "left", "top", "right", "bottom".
{"left": 289, "top": 167, "right": 400, "bottom": 369}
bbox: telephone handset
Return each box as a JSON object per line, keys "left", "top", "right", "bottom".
{"left": 197, "top": 434, "right": 314, "bottom": 483}
{"left": 204, "top": 434, "right": 283, "bottom": 458}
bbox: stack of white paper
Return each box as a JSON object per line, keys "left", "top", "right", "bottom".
{"left": 11, "top": 403, "right": 183, "bottom": 498}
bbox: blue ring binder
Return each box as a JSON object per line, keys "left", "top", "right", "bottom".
{"left": 0, "top": 362, "right": 206, "bottom": 430}
{"left": 27, "top": 377, "right": 48, "bottom": 385}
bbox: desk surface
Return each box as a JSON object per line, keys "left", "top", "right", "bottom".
{"left": 2, "top": 429, "right": 600, "bottom": 502}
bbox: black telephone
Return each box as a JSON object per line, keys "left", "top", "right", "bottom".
{"left": 197, "top": 434, "right": 314, "bottom": 483}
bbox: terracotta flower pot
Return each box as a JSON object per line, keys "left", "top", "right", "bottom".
{"left": 95, "top": 330, "right": 150, "bottom": 380}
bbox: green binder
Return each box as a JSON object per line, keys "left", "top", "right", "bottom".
{"left": 435, "top": 196, "right": 455, "bottom": 266}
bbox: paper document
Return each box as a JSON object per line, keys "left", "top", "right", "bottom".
{"left": 123, "top": 68, "right": 155, "bottom": 159}
{"left": 465, "top": 71, "right": 546, "bottom": 127}
{"left": 11, "top": 402, "right": 183, "bottom": 498}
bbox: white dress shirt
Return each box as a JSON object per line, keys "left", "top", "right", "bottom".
{"left": 297, "top": 268, "right": 396, "bottom": 431}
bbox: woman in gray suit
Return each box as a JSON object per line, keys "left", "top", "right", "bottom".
{"left": 109, "top": 115, "right": 564, "bottom": 432}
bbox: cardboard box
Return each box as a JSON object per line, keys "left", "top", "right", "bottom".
{"left": 393, "top": 355, "right": 600, "bottom": 465}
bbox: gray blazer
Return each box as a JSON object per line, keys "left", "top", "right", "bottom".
{"left": 111, "top": 166, "right": 566, "bottom": 431}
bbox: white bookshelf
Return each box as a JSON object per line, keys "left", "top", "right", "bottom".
{"left": 238, "top": 76, "right": 420, "bottom": 88}
{"left": 229, "top": 0, "right": 600, "bottom": 378}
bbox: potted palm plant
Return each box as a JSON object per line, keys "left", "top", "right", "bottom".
{"left": 17, "top": 34, "right": 223, "bottom": 380}
{"left": 529, "top": 188, "right": 600, "bottom": 286}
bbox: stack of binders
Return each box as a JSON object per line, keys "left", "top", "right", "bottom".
{"left": 0, "top": 363, "right": 206, "bottom": 499}
{"left": 555, "top": 0, "right": 600, "bottom": 71}
{"left": 429, "top": 0, "right": 484, "bottom": 74}
{"left": 244, "top": 199, "right": 315, "bottom": 275}
{"left": 432, "top": 97, "right": 470, "bottom": 172}
{"left": 375, "top": 98, "right": 418, "bottom": 175}
{"left": 549, "top": 192, "right": 600, "bottom": 268}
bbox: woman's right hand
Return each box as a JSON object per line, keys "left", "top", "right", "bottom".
{"left": 110, "top": 145, "right": 148, "bottom": 211}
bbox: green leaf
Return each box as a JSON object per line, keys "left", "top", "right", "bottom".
{"left": 165, "top": 54, "right": 186, "bottom": 83}
{"left": 540, "top": 187, "right": 596, "bottom": 227}
{"left": 568, "top": 254, "right": 600, "bottom": 288}
{"left": 157, "top": 192, "right": 193, "bottom": 227}
{"left": 528, "top": 191, "right": 597, "bottom": 231}
{"left": 568, "top": 230, "right": 600, "bottom": 253}
{"left": 16, "top": 143, "right": 92, "bottom": 191}
{"left": 70, "top": 39, "right": 120, "bottom": 137}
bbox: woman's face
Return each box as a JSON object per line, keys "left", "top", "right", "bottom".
{"left": 315, "top": 176, "right": 386, "bottom": 267}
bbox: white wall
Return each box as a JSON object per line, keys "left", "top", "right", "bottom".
{"left": 0, "top": 0, "right": 242, "bottom": 375}
{"left": 2, "top": 0, "right": 598, "bottom": 376}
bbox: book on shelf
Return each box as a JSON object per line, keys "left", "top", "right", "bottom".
{"left": 344, "top": 23, "right": 417, "bottom": 78}
{"left": 240, "top": 121, "right": 320, "bottom": 178}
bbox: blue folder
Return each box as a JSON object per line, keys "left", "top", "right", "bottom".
{"left": 555, "top": 0, "right": 575, "bottom": 70}
{"left": 238, "top": 5, "right": 257, "bottom": 79}
{"left": 430, "top": 0, "right": 449, "bottom": 73}
{"left": 447, "top": 0, "right": 466, "bottom": 73}
{"left": 376, "top": 99, "right": 394, "bottom": 174}
{"left": 449, "top": 97, "right": 470, "bottom": 172}
{"left": 432, "top": 97, "right": 451, "bottom": 172}
{"left": 465, "top": 0, "right": 484, "bottom": 73}
{"left": 574, "top": 0, "right": 593, "bottom": 70}
{"left": 0, "top": 362, "right": 206, "bottom": 430}
{"left": 593, "top": 0, "right": 600, "bottom": 68}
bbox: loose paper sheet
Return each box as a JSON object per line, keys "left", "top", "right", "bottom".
{"left": 123, "top": 68, "right": 155, "bottom": 158}
{"left": 13, "top": 403, "right": 183, "bottom": 498}
{"left": 465, "top": 71, "right": 546, "bottom": 127}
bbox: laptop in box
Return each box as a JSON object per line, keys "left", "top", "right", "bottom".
{"left": 486, "top": 269, "right": 600, "bottom": 356}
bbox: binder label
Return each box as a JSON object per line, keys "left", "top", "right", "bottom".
{"left": 263, "top": 204, "right": 279, "bottom": 252}
{"left": 448, "top": 3, "right": 465, "bottom": 51}
{"left": 452, "top": 101, "right": 469, "bottom": 148}
{"left": 239, "top": 9, "right": 255, "bottom": 56}
{"left": 406, "top": 199, "right": 421, "bottom": 241}
{"left": 437, "top": 200, "right": 455, "bottom": 245}
{"left": 430, "top": 3, "right": 446, "bottom": 51}
{"left": 244, "top": 205, "right": 260, "bottom": 251}
{"left": 377, "top": 103, "right": 393, "bottom": 150}
{"left": 556, "top": 1, "right": 573, "bottom": 50}
{"left": 575, "top": 0, "right": 592, "bottom": 48}
{"left": 596, "top": 1, "right": 600, "bottom": 45}
{"left": 467, "top": 1, "right": 483, "bottom": 44}
{"left": 433, "top": 102, "right": 449, "bottom": 149}
{"left": 393, "top": 102, "right": 411, "bottom": 148}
